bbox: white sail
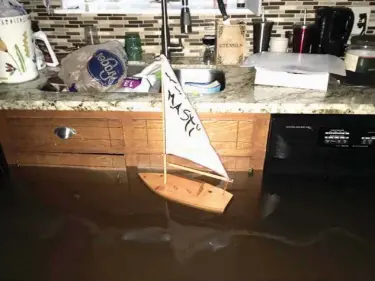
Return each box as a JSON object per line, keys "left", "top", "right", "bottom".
{"left": 161, "top": 55, "right": 229, "bottom": 180}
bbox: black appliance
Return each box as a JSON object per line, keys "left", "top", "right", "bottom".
{"left": 0, "top": 144, "right": 8, "bottom": 186}
{"left": 312, "top": 7, "right": 354, "bottom": 57}
{"left": 264, "top": 114, "right": 375, "bottom": 182}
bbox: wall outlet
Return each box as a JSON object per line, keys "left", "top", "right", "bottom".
{"left": 350, "top": 6, "right": 371, "bottom": 36}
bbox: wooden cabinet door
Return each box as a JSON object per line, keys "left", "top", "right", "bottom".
{"left": 7, "top": 117, "right": 124, "bottom": 154}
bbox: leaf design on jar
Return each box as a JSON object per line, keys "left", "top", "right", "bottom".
{"left": 22, "top": 31, "right": 30, "bottom": 58}
{"left": 0, "top": 38, "right": 8, "bottom": 53}
{"left": 5, "top": 63, "right": 16, "bottom": 76}
{"left": 0, "top": 37, "right": 23, "bottom": 74}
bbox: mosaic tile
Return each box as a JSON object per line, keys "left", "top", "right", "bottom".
{"left": 19, "top": 0, "right": 375, "bottom": 56}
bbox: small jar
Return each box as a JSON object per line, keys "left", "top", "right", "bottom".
{"left": 202, "top": 35, "right": 216, "bottom": 65}
{"left": 84, "top": 26, "right": 99, "bottom": 45}
{"left": 125, "top": 33, "right": 143, "bottom": 61}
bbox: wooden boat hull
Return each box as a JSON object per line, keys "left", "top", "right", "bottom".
{"left": 139, "top": 173, "right": 233, "bottom": 214}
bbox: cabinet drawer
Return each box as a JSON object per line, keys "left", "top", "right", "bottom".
{"left": 15, "top": 152, "right": 126, "bottom": 169}
{"left": 7, "top": 117, "right": 124, "bottom": 154}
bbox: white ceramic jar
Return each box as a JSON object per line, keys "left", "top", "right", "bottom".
{"left": 0, "top": 14, "right": 38, "bottom": 83}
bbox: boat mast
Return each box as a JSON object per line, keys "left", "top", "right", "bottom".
{"left": 161, "top": 61, "right": 167, "bottom": 185}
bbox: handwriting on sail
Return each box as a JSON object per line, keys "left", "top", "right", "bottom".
{"left": 165, "top": 73, "right": 201, "bottom": 137}
{"left": 162, "top": 56, "right": 229, "bottom": 179}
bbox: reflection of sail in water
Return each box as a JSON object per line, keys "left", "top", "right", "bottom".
{"left": 161, "top": 56, "right": 229, "bottom": 180}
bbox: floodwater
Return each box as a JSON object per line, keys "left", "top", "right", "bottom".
{"left": 1, "top": 166, "right": 375, "bottom": 281}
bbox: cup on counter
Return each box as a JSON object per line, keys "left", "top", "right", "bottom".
{"left": 125, "top": 33, "right": 143, "bottom": 61}
{"left": 84, "top": 26, "right": 99, "bottom": 45}
{"left": 292, "top": 24, "right": 317, "bottom": 53}
{"left": 269, "top": 37, "right": 288, "bottom": 52}
{"left": 252, "top": 19, "right": 274, "bottom": 53}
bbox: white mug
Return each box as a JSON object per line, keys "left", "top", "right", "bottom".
{"left": 0, "top": 14, "right": 38, "bottom": 83}
{"left": 269, "top": 37, "right": 289, "bottom": 53}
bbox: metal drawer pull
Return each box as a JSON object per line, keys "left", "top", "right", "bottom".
{"left": 54, "top": 127, "right": 76, "bottom": 139}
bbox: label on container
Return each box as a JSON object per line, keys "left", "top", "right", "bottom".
{"left": 87, "top": 49, "right": 124, "bottom": 87}
{"left": 216, "top": 22, "right": 245, "bottom": 65}
{"left": 122, "top": 76, "right": 142, "bottom": 89}
{"left": 35, "top": 39, "right": 53, "bottom": 63}
{"left": 344, "top": 53, "right": 359, "bottom": 72}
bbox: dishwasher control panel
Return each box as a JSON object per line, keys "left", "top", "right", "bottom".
{"left": 318, "top": 127, "right": 375, "bottom": 148}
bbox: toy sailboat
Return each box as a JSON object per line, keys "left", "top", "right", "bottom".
{"left": 139, "top": 55, "right": 233, "bottom": 214}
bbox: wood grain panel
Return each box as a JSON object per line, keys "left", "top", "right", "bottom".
{"left": 130, "top": 139, "right": 149, "bottom": 149}
{"left": 132, "top": 119, "right": 146, "bottom": 128}
{"left": 136, "top": 155, "right": 151, "bottom": 166}
{"left": 252, "top": 115, "right": 271, "bottom": 153}
{"left": 238, "top": 120, "right": 254, "bottom": 142}
{"left": 149, "top": 154, "right": 163, "bottom": 167}
{"left": 147, "top": 140, "right": 164, "bottom": 150}
{"left": 237, "top": 142, "right": 252, "bottom": 150}
{"left": 111, "top": 139, "right": 125, "bottom": 148}
{"left": 0, "top": 112, "right": 15, "bottom": 164}
{"left": 16, "top": 152, "right": 125, "bottom": 168}
{"left": 7, "top": 117, "right": 116, "bottom": 128}
{"left": 235, "top": 157, "right": 251, "bottom": 171}
{"left": 144, "top": 121, "right": 238, "bottom": 142}
{"left": 131, "top": 128, "right": 147, "bottom": 140}
{"left": 12, "top": 139, "right": 124, "bottom": 154}
{"left": 221, "top": 156, "right": 236, "bottom": 170}
{"left": 107, "top": 119, "right": 122, "bottom": 128}
{"left": 9, "top": 126, "right": 111, "bottom": 140}
{"left": 109, "top": 128, "right": 123, "bottom": 140}
{"left": 250, "top": 158, "right": 267, "bottom": 171}
{"left": 112, "top": 155, "right": 126, "bottom": 168}
{"left": 7, "top": 116, "right": 125, "bottom": 154}
{"left": 147, "top": 129, "right": 163, "bottom": 141}
{"left": 147, "top": 120, "right": 162, "bottom": 129}
{"left": 212, "top": 141, "right": 237, "bottom": 152}
{"left": 203, "top": 121, "right": 238, "bottom": 142}
{"left": 125, "top": 111, "right": 265, "bottom": 121}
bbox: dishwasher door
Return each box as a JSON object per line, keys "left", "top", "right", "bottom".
{"left": 263, "top": 114, "right": 375, "bottom": 182}
{"left": 0, "top": 144, "right": 8, "bottom": 186}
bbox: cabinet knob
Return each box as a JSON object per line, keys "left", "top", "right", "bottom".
{"left": 54, "top": 127, "right": 76, "bottom": 139}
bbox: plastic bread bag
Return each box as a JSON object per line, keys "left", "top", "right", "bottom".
{"left": 0, "top": 0, "right": 27, "bottom": 17}
{"left": 58, "top": 41, "right": 129, "bottom": 92}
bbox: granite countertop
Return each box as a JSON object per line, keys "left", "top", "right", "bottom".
{"left": 1, "top": 58, "right": 375, "bottom": 114}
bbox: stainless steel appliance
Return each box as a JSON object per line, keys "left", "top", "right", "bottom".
{"left": 312, "top": 7, "right": 354, "bottom": 57}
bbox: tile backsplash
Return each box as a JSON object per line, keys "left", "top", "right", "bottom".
{"left": 21, "top": 0, "right": 375, "bottom": 58}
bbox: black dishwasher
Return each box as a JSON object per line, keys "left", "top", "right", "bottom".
{"left": 263, "top": 114, "right": 375, "bottom": 192}
{"left": 0, "top": 144, "right": 8, "bottom": 187}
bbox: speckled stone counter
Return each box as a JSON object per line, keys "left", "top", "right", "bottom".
{"left": 1, "top": 60, "right": 375, "bottom": 114}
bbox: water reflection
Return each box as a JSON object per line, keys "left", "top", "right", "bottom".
{"left": 1, "top": 166, "right": 375, "bottom": 281}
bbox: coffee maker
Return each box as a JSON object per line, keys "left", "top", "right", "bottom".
{"left": 311, "top": 7, "right": 354, "bottom": 57}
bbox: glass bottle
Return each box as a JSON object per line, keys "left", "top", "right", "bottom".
{"left": 125, "top": 33, "right": 143, "bottom": 61}
{"left": 202, "top": 35, "right": 216, "bottom": 65}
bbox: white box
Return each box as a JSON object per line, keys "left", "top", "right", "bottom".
{"left": 254, "top": 67, "right": 330, "bottom": 92}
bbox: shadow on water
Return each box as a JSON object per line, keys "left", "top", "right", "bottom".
{"left": 1, "top": 166, "right": 375, "bottom": 281}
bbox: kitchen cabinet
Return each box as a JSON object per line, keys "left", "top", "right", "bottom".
{"left": 0, "top": 110, "right": 270, "bottom": 205}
